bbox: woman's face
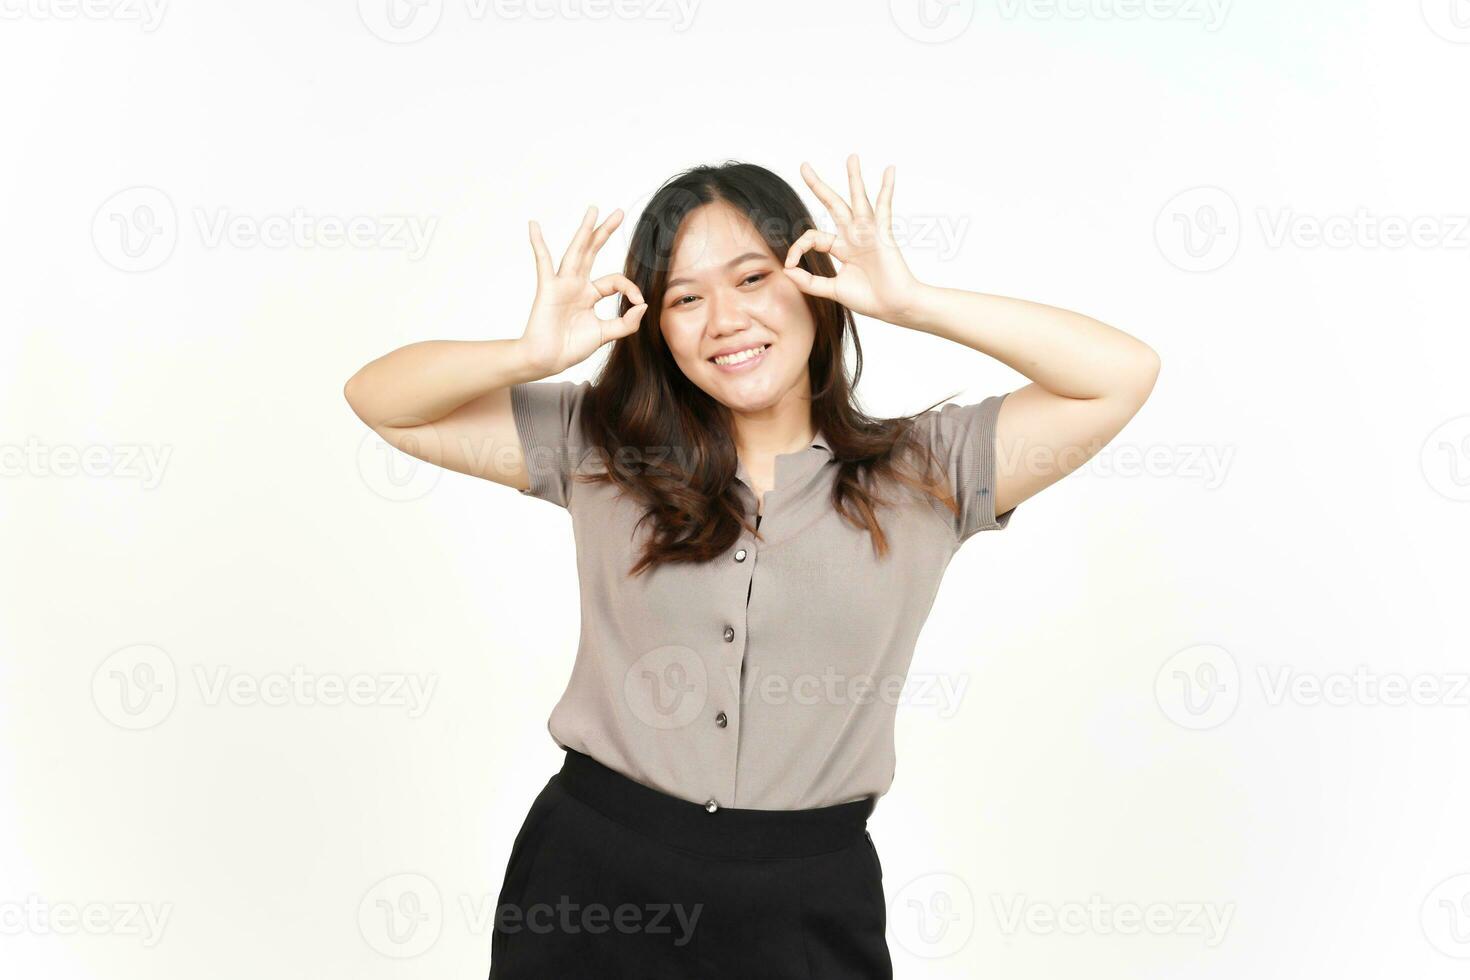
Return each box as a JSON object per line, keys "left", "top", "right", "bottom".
{"left": 658, "top": 200, "right": 816, "bottom": 414}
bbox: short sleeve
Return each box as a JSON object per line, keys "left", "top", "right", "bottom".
{"left": 910, "top": 392, "right": 1016, "bottom": 545}
{"left": 508, "top": 380, "right": 592, "bottom": 508}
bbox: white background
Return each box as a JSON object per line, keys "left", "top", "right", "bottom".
{"left": 3, "top": 1, "right": 1469, "bottom": 977}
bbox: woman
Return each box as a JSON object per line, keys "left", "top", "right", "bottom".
{"left": 343, "top": 155, "right": 1160, "bottom": 978}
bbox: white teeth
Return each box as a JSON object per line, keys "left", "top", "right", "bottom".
{"left": 712, "top": 344, "right": 768, "bottom": 366}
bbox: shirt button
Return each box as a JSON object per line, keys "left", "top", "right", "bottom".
{"left": 723, "top": 626, "right": 735, "bottom": 642}
{"left": 705, "top": 799, "right": 719, "bottom": 813}
{"left": 715, "top": 711, "right": 728, "bottom": 727}
{"left": 734, "top": 548, "right": 747, "bottom": 562}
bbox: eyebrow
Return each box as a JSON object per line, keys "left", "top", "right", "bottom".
{"left": 664, "top": 252, "right": 771, "bottom": 291}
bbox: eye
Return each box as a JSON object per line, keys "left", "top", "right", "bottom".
{"left": 670, "top": 273, "right": 765, "bottom": 308}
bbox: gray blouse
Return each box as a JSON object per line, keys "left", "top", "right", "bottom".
{"left": 509, "top": 380, "right": 1016, "bottom": 811}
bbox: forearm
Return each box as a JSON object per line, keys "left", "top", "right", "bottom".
{"left": 343, "top": 338, "right": 546, "bottom": 429}
{"left": 895, "top": 284, "right": 1159, "bottom": 399}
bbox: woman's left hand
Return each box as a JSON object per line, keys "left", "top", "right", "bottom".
{"left": 783, "top": 155, "right": 925, "bottom": 326}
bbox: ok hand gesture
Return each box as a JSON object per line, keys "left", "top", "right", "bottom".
{"left": 520, "top": 206, "right": 648, "bottom": 376}
{"left": 782, "top": 155, "right": 924, "bottom": 326}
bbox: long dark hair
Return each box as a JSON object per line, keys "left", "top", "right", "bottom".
{"left": 574, "top": 160, "right": 959, "bottom": 575}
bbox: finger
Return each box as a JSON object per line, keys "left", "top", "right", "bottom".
{"left": 846, "top": 153, "right": 873, "bottom": 217}
{"left": 528, "top": 220, "right": 553, "bottom": 281}
{"left": 799, "top": 161, "right": 853, "bottom": 226}
{"left": 603, "top": 301, "right": 648, "bottom": 342}
{"left": 574, "top": 209, "right": 624, "bottom": 279}
{"left": 557, "top": 205, "right": 599, "bottom": 276}
{"left": 784, "top": 228, "right": 837, "bottom": 267}
{"left": 781, "top": 265, "right": 838, "bottom": 301}
{"left": 874, "top": 165, "right": 895, "bottom": 231}
{"left": 593, "top": 272, "right": 645, "bottom": 307}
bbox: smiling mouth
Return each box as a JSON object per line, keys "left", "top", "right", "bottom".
{"left": 709, "top": 343, "right": 770, "bottom": 366}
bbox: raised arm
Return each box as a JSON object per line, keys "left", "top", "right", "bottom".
{"left": 342, "top": 205, "right": 647, "bottom": 490}
{"left": 782, "top": 154, "right": 1160, "bottom": 520}
{"left": 892, "top": 286, "right": 1159, "bottom": 518}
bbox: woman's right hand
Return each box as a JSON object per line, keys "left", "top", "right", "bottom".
{"left": 519, "top": 205, "right": 648, "bottom": 376}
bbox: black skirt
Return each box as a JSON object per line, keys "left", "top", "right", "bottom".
{"left": 487, "top": 747, "right": 892, "bottom": 979}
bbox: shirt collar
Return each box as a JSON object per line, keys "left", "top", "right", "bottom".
{"left": 734, "top": 430, "right": 833, "bottom": 495}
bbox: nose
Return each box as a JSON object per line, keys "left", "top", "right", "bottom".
{"left": 706, "top": 286, "right": 752, "bottom": 336}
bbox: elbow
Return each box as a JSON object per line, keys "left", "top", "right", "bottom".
{"left": 1131, "top": 344, "right": 1161, "bottom": 398}
{"left": 343, "top": 371, "right": 371, "bottom": 425}
{"left": 1109, "top": 344, "right": 1160, "bottom": 405}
